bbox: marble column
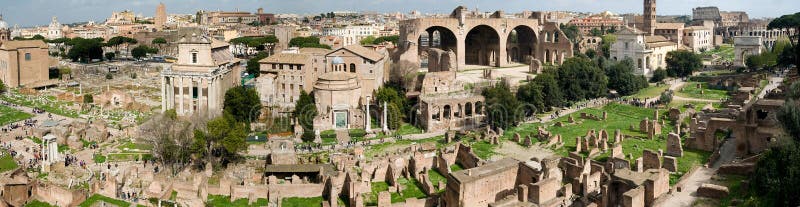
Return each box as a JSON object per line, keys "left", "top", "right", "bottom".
{"left": 365, "top": 96, "right": 371, "bottom": 132}
{"left": 178, "top": 77, "right": 184, "bottom": 115}
{"left": 198, "top": 78, "right": 204, "bottom": 114}
{"left": 208, "top": 77, "right": 215, "bottom": 119}
{"left": 188, "top": 77, "right": 194, "bottom": 115}
{"left": 161, "top": 76, "right": 166, "bottom": 112}
{"left": 382, "top": 101, "right": 388, "bottom": 132}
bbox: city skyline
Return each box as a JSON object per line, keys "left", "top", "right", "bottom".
{"left": 1, "top": 0, "right": 797, "bottom": 27}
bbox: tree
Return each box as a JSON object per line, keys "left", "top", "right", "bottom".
{"left": 139, "top": 111, "right": 196, "bottom": 174}
{"left": 606, "top": 58, "right": 648, "bottom": 96}
{"left": 223, "top": 86, "right": 263, "bottom": 123}
{"left": 83, "top": 94, "right": 93, "bottom": 104}
{"left": 0, "top": 80, "right": 6, "bottom": 94}
{"left": 517, "top": 83, "right": 545, "bottom": 116}
{"left": 665, "top": 50, "right": 702, "bottom": 77}
{"left": 375, "top": 86, "right": 405, "bottom": 130}
{"left": 59, "top": 67, "right": 72, "bottom": 80}
{"left": 294, "top": 90, "right": 317, "bottom": 142}
{"left": 131, "top": 45, "right": 158, "bottom": 60}
{"left": 246, "top": 52, "right": 268, "bottom": 78}
{"left": 152, "top": 37, "right": 168, "bottom": 54}
{"left": 590, "top": 28, "right": 603, "bottom": 37}
{"left": 105, "top": 52, "right": 116, "bottom": 61}
{"left": 650, "top": 68, "right": 668, "bottom": 83}
{"left": 559, "top": 24, "right": 580, "bottom": 44}
{"left": 360, "top": 36, "right": 377, "bottom": 45}
{"left": 600, "top": 34, "right": 617, "bottom": 59}
{"left": 67, "top": 38, "right": 104, "bottom": 62}
{"left": 558, "top": 57, "right": 608, "bottom": 102}
{"left": 533, "top": 71, "right": 564, "bottom": 109}
{"left": 190, "top": 130, "right": 208, "bottom": 166}
{"left": 483, "top": 79, "right": 521, "bottom": 130}
{"left": 373, "top": 35, "right": 400, "bottom": 45}
{"left": 31, "top": 35, "right": 45, "bottom": 40}
{"left": 289, "top": 36, "right": 330, "bottom": 49}
{"left": 107, "top": 36, "right": 138, "bottom": 55}
{"left": 768, "top": 12, "right": 800, "bottom": 67}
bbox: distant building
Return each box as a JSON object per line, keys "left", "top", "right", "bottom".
{"left": 0, "top": 40, "right": 50, "bottom": 88}
{"left": 47, "top": 17, "right": 63, "bottom": 39}
{"left": 197, "top": 11, "right": 258, "bottom": 25}
{"left": 642, "top": 0, "right": 656, "bottom": 35}
{"left": 683, "top": 25, "right": 714, "bottom": 52}
{"left": 160, "top": 34, "right": 241, "bottom": 117}
{"left": 567, "top": 11, "right": 624, "bottom": 35}
{"left": 256, "top": 48, "right": 329, "bottom": 108}
{"left": 106, "top": 10, "right": 137, "bottom": 25}
{"left": 256, "top": 8, "right": 277, "bottom": 25}
{"left": 155, "top": 3, "right": 167, "bottom": 29}
{"left": 609, "top": 27, "right": 678, "bottom": 76}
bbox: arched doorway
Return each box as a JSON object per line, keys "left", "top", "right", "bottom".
{"left": 466, "top": 25, "right": 500, "bottom": 66}
{"left": 419, "top": 26, "right": 457, "bottom": 68}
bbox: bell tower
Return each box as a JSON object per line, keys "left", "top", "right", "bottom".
{"left": 643, "top": 0, "right": 656, "bottom": 35}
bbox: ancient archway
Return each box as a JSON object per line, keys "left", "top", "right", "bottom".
{"left": 419, "top": 26, "right": 458, "bottom": 68}
{"left": 466, "top": 25, "right": 500, "bottom": 66}
{"left": 506, "top": 25, "right": 537, "bottom": 64}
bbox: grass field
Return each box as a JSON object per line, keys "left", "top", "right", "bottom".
{"left": 0, "top": 105, "right": 33, "bottom": 126}
{"left": 0, "top": 94, "right": 81, "bottom": 118}
{"left": 501, "top": 103, "right": 709, "bottom": 185}
{"left": 206, "top": 195, "right": 268, "bottom": 207}
{"left": 701, "top": 44, "right": 735, "bottom": 62}
{"left": 24, "top": 200, "right": 57, "bottom": 207}
{"left": 428, "top": 169, "right": 447, "bottom": 192}
{"left": 627, "top": 84, "right": 670, "bottom": 99}
{"left": 0, "top": 150, "right": 18, "bottom": 173}
{"left": 281, "top": 197, "right": 323, "bottom": 207}
{"left": 676, "top": 82, "right": 730, "bottom": 100}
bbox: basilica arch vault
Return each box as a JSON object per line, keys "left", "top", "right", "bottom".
{"left": 397, "top": 7, "right": 573, "bottom": 71}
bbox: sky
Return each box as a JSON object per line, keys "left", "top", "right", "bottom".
{"left": 0, "top": 0, "right": 796, "bottom": 27}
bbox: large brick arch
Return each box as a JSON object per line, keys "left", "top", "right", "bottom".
{"left": 398, "top": 16, "right": 568, "bottom": 71}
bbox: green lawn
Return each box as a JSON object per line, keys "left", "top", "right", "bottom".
{"left": 0, "top": 93, "right": 81, "bottom": 118}
{"left": 676, "top": 82, "right": 730, "bottom": 100}
{"left": 428, "top": 169, "right": 447, "bottom": 192}
{"left": 0, "top": 105, "right": 33, "bottom": 126}
{"left": 281, "top": 197, "right": 323, "bottom": 207}
{"left": 701, "top": 44, "right": 735, "bottom": 62}
{"left": 93, "top": 154, "right": 107, "bottom": 163}
{"left": 392, "top": 178, "right": 427, "bottom": 203}
{"left": 397, "top": 124, "right": 423, "bottom": 135}
{"left": 627, "top": 84, "right": 670, "bottom": 99}
{"left": 207, "top": 194, "right": 268, "bottom": 207}
{"left": 450, "top": 163, "right": 464, "bottom": 172}
{"left": 24, "top": 200, "right": 57, "bottom": 207}
{"left": 470, "top": 141, "right": 496, "bottom": 159}
{"left": 0, "top": 150, "right": 18, "bottom": 173}
{"left": 117, "top": 140, "right": 153, "bottom": 153}
{"left": 364, "top": 182, "right": 390, "bottom": 206}
{"left": 79, "top": 194, "right": 130, "bottom": 207}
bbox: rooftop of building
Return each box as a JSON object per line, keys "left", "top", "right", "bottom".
{"left": 328, "top": 44, "right": 384, "bottom": 62}
{"left": 0, "top": 40, "right": 48, "bottom": 50}
{"left": 259, "top": 53, "right": 310, "bottom": 65}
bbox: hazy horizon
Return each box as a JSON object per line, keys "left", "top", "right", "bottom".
{"left": 1, "top": 0, "right": 797, "bottom": 27}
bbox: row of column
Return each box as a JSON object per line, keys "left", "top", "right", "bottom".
{"left": 162, "top": 75, "right": 223, "bottom": 118}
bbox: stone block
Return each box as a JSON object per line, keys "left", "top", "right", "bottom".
{"left": 377, "top": 191, "right": 391, "bottom": 207}
{"left": 662, "top": 156, "right": 677, "bottom": 172}
{"left": 666, "top": 133, "right": 683, "bottom": 157}
{"left": 642, "top": 150, "right": 661, "bottom": 170}
{"left": 697, "top": 184, "right": 729, "bottom": 199}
